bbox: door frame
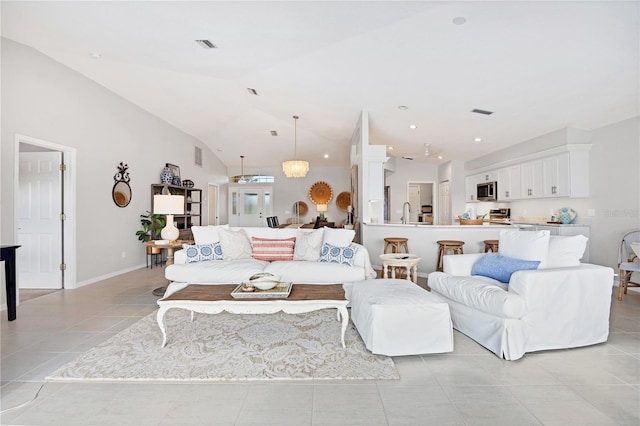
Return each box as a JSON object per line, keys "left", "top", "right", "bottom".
{"left": 207, "top": 183, "right": 219, "bottom": 226}
{"left": 406, "top": 181, "right": 437, "bottom": 224}
{"left": 14, "top": 134, "right": 77, "bottom": 289}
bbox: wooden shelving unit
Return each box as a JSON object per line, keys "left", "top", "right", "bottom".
{"left": 151, "top": 184, "right": 202, "bottom": 240}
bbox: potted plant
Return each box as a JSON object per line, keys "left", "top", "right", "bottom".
{"left": 136, "top": 211, "right": 166, "bottom": 242}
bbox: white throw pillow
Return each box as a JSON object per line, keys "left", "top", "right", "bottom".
{"left": 498, "top": 229, "right": 550, "bottom": 267}
{"left": 293, "top": 228, "right": 324, "bottom": 261}
{"left": 322, "top": 227, "right": 355, "bottom": 247}
{"left": 546, "top": 235, "right": 588, "bottom": 268}
{"left": 217, "top": 228, "right": 252, "bottom": 260}
{"left": 191, "top": 225, "right": 229, "bottom": 245}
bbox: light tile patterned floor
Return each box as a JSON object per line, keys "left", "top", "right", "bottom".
{"left": 1, "top": 267, "right": 639, "bottom": 425}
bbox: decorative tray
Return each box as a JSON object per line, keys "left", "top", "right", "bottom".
{"left": 231, "top": 282, "right": 293, "bottom": 299}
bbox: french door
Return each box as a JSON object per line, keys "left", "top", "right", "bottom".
{"left": 229, "top": 186, "right": 272, "bottom": 227}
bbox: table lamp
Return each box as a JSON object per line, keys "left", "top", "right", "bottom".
{"left": 317, "top": 203, "right": 328, "bottom": 221}
{"left": 153, "top": 194, "right": 184, "bottom": 241}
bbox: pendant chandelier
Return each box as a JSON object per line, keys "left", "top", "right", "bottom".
{"left": 282, "top": 115, "right": 309, "bottom": 178}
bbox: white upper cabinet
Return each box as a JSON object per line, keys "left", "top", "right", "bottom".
{"left": 465, "top": 173, "right": 482, "bottom": 202}
{"left": 467, "top": 145, "right": 590, "bottom": 201}
{"left": 497, "top": 165, "right": 521, "bottom": 200}
{"left": 520, "top": 160, "right": 544, "bottom": 198}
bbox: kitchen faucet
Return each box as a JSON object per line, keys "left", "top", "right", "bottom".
{"left": 401, "top": 202, "right": 411, "bottom": 224}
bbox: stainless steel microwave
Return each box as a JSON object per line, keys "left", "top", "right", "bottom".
{"left": 477, "top": 181, "right": 498, "bottom": 201}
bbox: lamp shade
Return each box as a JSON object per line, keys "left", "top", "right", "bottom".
{"left": 153, "top": 195, "right": 184, "bottom": 214}
{"left": 316, "top": 203, "right": 328, "bottom": 213}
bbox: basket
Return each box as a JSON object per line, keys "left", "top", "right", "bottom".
{"left": 458, "top": 218, "right": 484, "bottom": 225}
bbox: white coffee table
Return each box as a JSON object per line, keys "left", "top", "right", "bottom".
{"left": 157, "top": 284, "right": 349, "bottom": 348}
{"left": 379, "top": 253, "right": 421, "bottom": 283}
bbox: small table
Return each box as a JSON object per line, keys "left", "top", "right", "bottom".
{"left": 380, "top": 253, "right": 421, "bottom": 284}
{"left": 146, "top": 240, "right": 193, "bottom": 296}
{"left": 157, "top": 284, "right": 349, "bottom": 348}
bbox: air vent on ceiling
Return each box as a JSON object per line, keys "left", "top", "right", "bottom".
{"left": 247, "top": 88, "right": 258, "bottom": 96}
{"left": 471, "top": 108, "right": 494, "bottom": 115}
{"left": 195, "top": 40, "right": 217, "bottom": 49}
{"left": 402, "top": 156, "right": 415, "bottom": 160}
{"left": 270, "top": 130, "right": 278, "bottom": 136}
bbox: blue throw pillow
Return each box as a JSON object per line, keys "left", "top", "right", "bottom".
{"left": 319, "top": 243, "right": 358, "bottom": 266}
{"left": 471, "top": 254, "right": 540, "bottom": 283}
{"left": 182, "top": 242, "right": 224, "bottom": 264}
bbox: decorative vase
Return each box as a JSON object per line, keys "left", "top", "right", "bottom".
{"left": 559, "top": 208, "right": 572, "bottom": 224}
{"left": 172, "top": 176, "right": 181, "bottom": 186}
{"left": 160, "top": 166, "right": 173, "bottom": 184}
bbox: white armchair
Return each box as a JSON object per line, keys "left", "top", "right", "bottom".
{"left": 428, "top": 230, "right": 614, "bottom": 360}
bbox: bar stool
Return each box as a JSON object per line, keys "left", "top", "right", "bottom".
{"left": 436, "top": 240, "right": 465, "bottom": 272}
{"left": 383, "top": 238, "right": 409, "bottom": 278}
{"left": 484, "top": 240, "right": 499, "bottom": 253}
{"left": 384, "top": 237, "right": 409, "bottom": 254}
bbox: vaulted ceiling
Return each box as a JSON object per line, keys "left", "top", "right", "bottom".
{"left": 2, "top": 1, "right": 638, "bottom": 169}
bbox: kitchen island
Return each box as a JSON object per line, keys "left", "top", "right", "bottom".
{"left": 362, "top": 222, "right": 512, "bottom": 277}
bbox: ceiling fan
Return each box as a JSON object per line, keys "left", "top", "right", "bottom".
{"left": 401, "top": 143, "right": 443, "bottom": 161}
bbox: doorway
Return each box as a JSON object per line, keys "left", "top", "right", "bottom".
{"left": 208, "top": 184, "right": 219, "bottom": 225}
{"left": 15, "top": 134, "right": 76, "bottom": 290}
{"left": 228, "top": 185, "right": 272, "bottom": 227}
{"left": 406, "top": 181, "right": 435, "bottom": 223}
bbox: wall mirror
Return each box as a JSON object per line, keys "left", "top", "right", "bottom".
{"left": 113, "top": 162, "right": 132, "bottom": 208}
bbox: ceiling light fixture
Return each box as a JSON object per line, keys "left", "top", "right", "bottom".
{"left": 437, "top": 155, "right": 444, "bottom": 160}
{"left": 398, "top": 105, "right": 409, "bottom": 110}
{"left": 324, "top": 154, "right": 329, "bottom": 159}
{"left": 388, "top": 146, "right": 394, "bottom": 150}
{"left": 195, "top": 39, "right": 217, "bottom": 49}
{"left": 409, "top": 124, "right": 417, "bottom": 129}
{"left": 452, "top": 17, "right": 467, "bottom": 25}
{"left": 474, "top": 137, "right": 483, "bottom": 142}
{"left": 282, "top": 115, "right": 309, "bottom": 178}
{"left": 89, "top": 52, "right": 102, "bottom": 59}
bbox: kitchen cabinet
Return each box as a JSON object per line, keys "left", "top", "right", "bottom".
{"left": 497, "top": 165, "right": 521, "bottom": 200}
{"left": 543, "top": 153, "right": 570, "bottom": 197}
{"left": 520, "top": 160, "right": 543, "bottom": 198}
{"left": 465, "top": 173, "right": 482, "bottom": 202}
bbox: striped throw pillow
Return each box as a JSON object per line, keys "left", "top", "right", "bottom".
{"left": 251, "top": 237, "right": 296, "bottom": 262}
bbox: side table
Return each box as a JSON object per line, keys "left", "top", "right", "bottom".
{"left": 146, "top": 240, "right": 192, "bottom": 296}
{"left": 379, "top": 253, "right": 421, "bottom": 284}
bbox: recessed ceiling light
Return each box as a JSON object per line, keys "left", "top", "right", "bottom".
{"left": 195, "top": 40, "right": 217, "bottom": 49}
{"left": 270, "top": 130, "right": 278, "bottom": 136}
{"left": 388, "top": 146, "right": 394, "bottom": 150}
{"left": 89, "top": 52, "right": 102, "bottom": 59}
{"left": 452, "top": 17, "right": 467, "bottom": 25}
{"left": 437, "top": 155, "right": 443, "bottom": 160}
{"left": 247, "top": 88, "right": 258, "bottom": 96}
{"left": 474, "top": 137, "right": 483, "bottom": 143}
{"left": 409, "top": 124, "right": 417, "bottom": 129}
{"left": 324, "top": 154, "right": 329, "bottom": 159}
{"left": 397, "top": 105, "right": 408, "bottom": 110}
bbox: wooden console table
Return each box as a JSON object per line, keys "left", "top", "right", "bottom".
{"left": 1, "top": 245, "right": 21, "bottom": 321}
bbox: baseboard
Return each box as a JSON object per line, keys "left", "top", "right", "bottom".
{"left": 74, "top": 263, "right": 146, "bottom": 289}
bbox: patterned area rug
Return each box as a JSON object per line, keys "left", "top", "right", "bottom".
{"left": 47, "top": 309, "right": 398, "bottom": 382}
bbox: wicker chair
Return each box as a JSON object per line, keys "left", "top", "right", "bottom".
{"left": 618, "top": 230, "right": 640, "bottom": 300}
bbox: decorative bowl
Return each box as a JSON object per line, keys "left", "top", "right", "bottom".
{"left": 248, "top": 272, "right": 281, "bottom": 290}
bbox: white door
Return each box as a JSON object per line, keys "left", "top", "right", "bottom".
{"left": 229, "top": 186, "right": 272, "bottom": 227}
{"left": 18, "top": 152, "right": 63, "bottom": 289}
{"left": 408, "top": 185, "right": 420, "bottom": 222}
{"left": 439, "top": 180, "right": 450, "bottom": 225}
{"left": 208, "top": 184, "right": 218, "bottom": 225}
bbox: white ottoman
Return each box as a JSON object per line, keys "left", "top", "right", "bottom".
{"left": 344, "top": 279, "right": 453, "bottom": 356}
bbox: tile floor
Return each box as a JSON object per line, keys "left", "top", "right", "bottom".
{"left": 1, "top": 267, "right": 639, "bottom": 425}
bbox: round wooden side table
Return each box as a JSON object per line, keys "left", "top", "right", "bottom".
{"left": 380, "top": 253, "right": 421, "bottom": 284}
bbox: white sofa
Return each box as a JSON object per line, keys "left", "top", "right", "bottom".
{"left": 428, "top": 229, "right": 614, "bottom": 361}
{"left": 164, "top": 225, "right": 377, "bottom": 294}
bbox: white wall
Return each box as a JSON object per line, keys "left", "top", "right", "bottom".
{"left": 1, "top": 38, "right": 228, "bottom": 289}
